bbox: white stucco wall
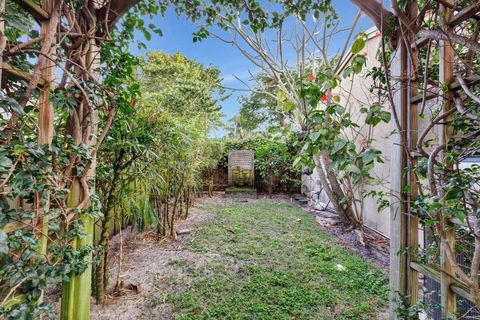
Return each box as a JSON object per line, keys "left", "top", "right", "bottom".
{"left": 301, "top": 27, "right": 392, "bottom": 237}
{"left": 301, "top": 27, "right": 443, "bottom": 238}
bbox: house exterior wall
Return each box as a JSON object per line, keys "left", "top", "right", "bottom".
{"left": 301, "top": 27, "right": 440, "bottom": 238}
{"left": 301, "top": 28, "right": 391, "bottom": 236}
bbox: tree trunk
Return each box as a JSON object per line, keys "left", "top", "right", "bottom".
{"left": 34, "top": 0, "right": 56, "bottom": 305}
{"left": 61, "top": 38, "right": 99, "bottom": 320}
{"left": 313, "top": 153, "right": 359, "bottom": 228}
{"left": 208, "top": 176, "right": 213, "bottom": 197}
{"left": 268, "top": 176, "right": 273, "bottom": 199}
{"left": 322, "top": 152, "right": 360, "bottom": 227}
{"left": 96, "top": 150, "right": 123, "bottom": 304}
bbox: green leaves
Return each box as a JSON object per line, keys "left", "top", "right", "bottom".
{"left": 360, "top": 149, "right": 382, "bottom": 165}
{"left": 174, "top": 0, "right": 336, "bottom": 40}
{"left": 0, "top": 7, "right": 35, "bottom": 42}
{"left": 277, "top": 91, "right": 295, "bottom": 113}
{"left": 351, "top": 38, "right": 365, "bottom": 55}
{"left": 50, "top": 89, "right": 78, "bottom": 115}
{"left": 140, "top": 51, "right": 225, "bottom": 120}
{"left": 351, "top": 32, "right": 367, "bottom": 54}
{"left": 331, "top": 139, "right": 347, "bottom": 155}
{"left": 361, "top": 103, "right": 391, "bottom": 127}
{"left": 0, "top": 155, "right": 13, "bottom": 173}
{"left": 343, "top": 33, "right": 369, "bottom": 77}
{"left": 192, "top": 27, "right": 210, "bottom": 43}
{"left": 293, "top": 156, "right": 302, "bottom": 168}
{"left": 0, "top": 96, "right": 24, "bottom": 116}
{"left": 148, "top": 24, "right": 163, "bottom": 37}
{"left": 351, "top": 55, "right": 367, "bottom": 74}
{"left": 308, "top": 132, "right": 321, "bottom": 143}
{"left": 345, "top": 164, "right": 361, "bottom": 175}
{"left": 254, "top": 139, "right": 301, "bottom": 192}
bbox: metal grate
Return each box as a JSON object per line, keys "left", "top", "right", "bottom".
{"left": 424, "top": 277, "right": 442, "bottom": 319}
{"left": 423, "top": 232, "right": 480, "bottom": 319}
{"left": 457, "top": 296, "right": 480, "bottom": 319}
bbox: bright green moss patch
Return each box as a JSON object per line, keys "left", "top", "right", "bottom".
{"left": 152, "top": 200, "right": 388, "bottom": 319}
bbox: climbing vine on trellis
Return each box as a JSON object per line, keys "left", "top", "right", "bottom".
{"left": 0, "top": 0, "right": 164, "bottom": 318}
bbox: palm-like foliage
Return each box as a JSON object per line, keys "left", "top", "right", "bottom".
{"left": 93, "top": 51, "right": 226, "bottom": 303}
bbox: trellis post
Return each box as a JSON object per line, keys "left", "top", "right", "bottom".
{"left": 389, "top": 38, "right": 409, "bottom": 320}
{"left": 406, "top": 0, "right": 420, "bottom": 311}
{"left": 438, "top": 0, "right": 456, "bottom": 316}
{"left": 389, "top": 2, "right": 420, "bottom": 318}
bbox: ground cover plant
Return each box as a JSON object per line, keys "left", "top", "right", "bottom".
{"left": 146, "top": 200, "right": 388, "bottom": 320}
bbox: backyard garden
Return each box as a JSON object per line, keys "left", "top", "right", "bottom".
{"left": 91, "top": 198, "right": 388, "bottom": 320}
{"left": 0, "top": 0, "right": 480, "bottom": 320}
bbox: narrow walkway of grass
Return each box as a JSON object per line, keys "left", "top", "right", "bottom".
{"left": 154, "top": 200, "right": 388, "bottom": 320}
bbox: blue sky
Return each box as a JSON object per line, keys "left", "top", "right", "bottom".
{"left": 130, "top": 1, "right": 374, "bottom": 136}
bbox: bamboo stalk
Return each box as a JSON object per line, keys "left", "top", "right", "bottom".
{"left": 60, "top": 38, "right": 99, "bottom": 320}
{"left": 72, "top": 214, "right": 93, "bottom": 320}
{"left": 60, "top": 181, "right": 81, "bottom": 320}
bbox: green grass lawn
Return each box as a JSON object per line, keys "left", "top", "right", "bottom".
{"left": 151, "top": 200, "right": 388, "bottom": 320}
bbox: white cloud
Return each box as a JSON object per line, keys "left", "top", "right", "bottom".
{"left": 222, "top": 69, "right": 254, "bottom": 84}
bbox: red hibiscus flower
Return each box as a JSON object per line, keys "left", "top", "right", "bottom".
{"left": 307, "top": 74, "right": 316, "bottom": 81}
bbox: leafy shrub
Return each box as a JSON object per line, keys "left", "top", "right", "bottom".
{"left": 219, "top": 136, "right": 300, "bottom": 193}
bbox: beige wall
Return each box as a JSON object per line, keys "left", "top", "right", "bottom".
{"left": 301, "top": 27, "right": 440, "bottom": 238}
{"left": 301, "top": 27, "right": 392, "bottom": 236}
{"left": 340, "top": 29, "right": 391, "bottom": 236}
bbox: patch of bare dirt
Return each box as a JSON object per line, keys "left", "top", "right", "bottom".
{"left": 314, "top": 214, "right": 390, "bottom": 271}
{"left": 91, "top": 197, "right": 218, "bottom": 320}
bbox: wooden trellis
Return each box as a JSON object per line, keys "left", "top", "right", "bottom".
{"left": 390, "top": 1, "right": 480, "bottom": 319}
{"left": 0, "top": 0, "right": 56, "bottom": 309}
